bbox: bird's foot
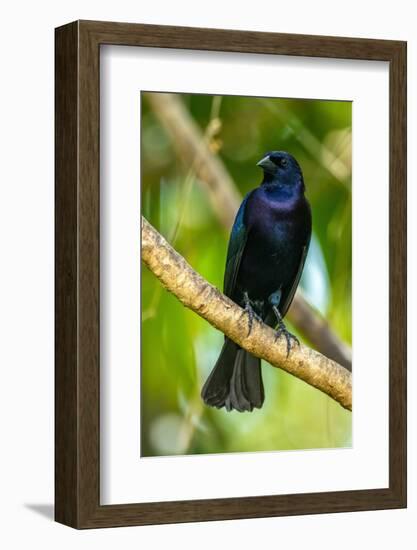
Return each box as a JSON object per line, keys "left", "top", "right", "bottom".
{"left": 274, "top": 326, "right": 299, "bottom": 357}
{"left": 242, "top": 292, "right": 261, "bottom": 336}
{"left": 272, "top": 305, "right": 299, "bottom": 357}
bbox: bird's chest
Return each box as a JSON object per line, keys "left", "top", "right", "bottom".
{"left": 247, "top": 214, "right": 299, "bottom": 269}
{"left": 249, "top": 192, "right": 305, "bottom": 254}
{"left": 238, "top": 194, "right": 308, "bottom": 297}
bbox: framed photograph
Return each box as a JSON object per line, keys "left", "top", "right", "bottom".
{"left": 55, "top": 20, "right": 406, "bottom": 528}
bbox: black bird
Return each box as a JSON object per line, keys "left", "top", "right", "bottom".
{"left": 201, "top": 151, "right": 312, "bottom": 412}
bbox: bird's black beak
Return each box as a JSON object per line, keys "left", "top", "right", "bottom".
{"left": 256, "top": 155, "right": 276, "bottom": 174}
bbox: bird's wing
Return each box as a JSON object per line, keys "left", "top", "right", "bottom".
{"left": 223, "top": 191, "right": 252, "bottom": 299}
{"left": 279, "top": 242, "right": 310, "bottom": 317}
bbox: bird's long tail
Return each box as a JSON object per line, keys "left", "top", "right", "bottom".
{"left": 201, "top": 338, "right": 264, "bottom": 412}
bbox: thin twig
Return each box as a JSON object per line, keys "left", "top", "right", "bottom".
{"left": 146, "top": 92, "right": 240, "bottom": 229}
{"left": 261, "top": 99, "right": 351, "bottom": 187}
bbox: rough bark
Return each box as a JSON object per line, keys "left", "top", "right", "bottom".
{"left": 141, "top": 216, "right": 352, "bottom": 411}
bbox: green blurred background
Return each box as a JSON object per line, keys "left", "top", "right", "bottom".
{"left": 141, "top": 92, "right": 352, "bottom": 457}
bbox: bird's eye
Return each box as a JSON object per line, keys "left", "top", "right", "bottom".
{"left": 281, "top": 158, "right": 288, "bottom": 167}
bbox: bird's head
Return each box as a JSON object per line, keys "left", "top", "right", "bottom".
{"left": 257, "top": 151, "right": 303, "bottom": 187}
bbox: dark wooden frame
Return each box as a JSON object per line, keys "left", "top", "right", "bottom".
{"left": 55, "top": 20, "right": 407, "bottom": 529}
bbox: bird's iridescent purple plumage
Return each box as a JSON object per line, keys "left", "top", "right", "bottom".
{"left": 201, "top": 151, "right": 312, "bottom": 412}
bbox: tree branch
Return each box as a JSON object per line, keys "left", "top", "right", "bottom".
{"left": 146, "top": 92, "right": 352, "bottom": 371}
{"left": 288, "top": 291, "right": 352, "bottom": 372}
{"left": 146, "top": 92, "right": 241, "bottom": 229}
{"left": 141, "top": 216, "right": 352, "bottom": 411}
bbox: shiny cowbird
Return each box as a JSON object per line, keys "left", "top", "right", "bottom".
{"left": 201, "top": 151, "right": 312, "bottom": 412}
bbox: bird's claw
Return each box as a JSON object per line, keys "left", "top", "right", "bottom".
{"left": 272, "top": 304, "right": 299, "bottom": 357}
{"left": 242, "top": 292, "right": 261, "bottom": 336}
{"left": 274, "top": 327, "right": 299, "bottom": 357}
